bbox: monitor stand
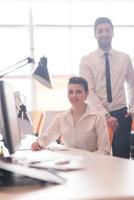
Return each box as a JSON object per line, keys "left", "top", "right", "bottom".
{"left": 0, "top": 169, "right": 46, "bottom": 186}
{"left": 0, "top": 156, "right": 65, "bottom": 186}
{"left": 0, "top": 156, "right": 46, "bottom": 187}
{"left": 0, "top": 169, "right": 46, "bottom": 187}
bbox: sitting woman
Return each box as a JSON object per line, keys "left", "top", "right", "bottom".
{"left": 31, "top": 76, "right": 110, "bottom": 155}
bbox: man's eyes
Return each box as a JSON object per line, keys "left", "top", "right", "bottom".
{"left": 69, "top": 90, "right": 82, "bottom": 94}
{"left": 97, "top": 29, "right": 112, "bottom": 34}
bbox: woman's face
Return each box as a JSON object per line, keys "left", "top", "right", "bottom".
{"left": 67, "top": 84, "right": 88, "bottom": 106}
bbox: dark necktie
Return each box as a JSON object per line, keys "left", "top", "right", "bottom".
{"left": 104, "top": 53, "right": 112, "bottom": 103}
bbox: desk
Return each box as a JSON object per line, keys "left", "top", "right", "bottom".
{"left": 1, "top": 148, "right": 134, "bottom": 200}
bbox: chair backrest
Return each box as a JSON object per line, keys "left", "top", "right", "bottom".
{"left": 29, "top": 111, "right": 45, "bottom": 136}
{"left": 131, "top": 119, "right": 134, "bottom": 131}
{"left": 108, "top": 126, "right": 113, "bottom": 146}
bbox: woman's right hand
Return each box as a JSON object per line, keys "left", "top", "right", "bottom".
{"left": 31, "top": 141, "right": 42, "bottom": 151}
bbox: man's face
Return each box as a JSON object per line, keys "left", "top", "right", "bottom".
{"left": 95, "top": 23, "right": 113, "bottom": 50}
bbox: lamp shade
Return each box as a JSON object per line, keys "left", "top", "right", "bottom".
{"left": 32, "top": 56, "right": 52, "bottom": 89}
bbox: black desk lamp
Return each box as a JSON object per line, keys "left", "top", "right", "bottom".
{"left": 0, "top": 56, "right": 52, "bottom": 88}
{"left": 0, "top": 56, "right": 52, "bottom": 135}
{"left": 32, "top": 56, "right": 52, "bottom": 88}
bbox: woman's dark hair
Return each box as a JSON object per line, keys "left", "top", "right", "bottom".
{"left": 68, "top": 76, "right": 88, "bottom": 92}
{"left": 94, "top": 17, "right": 113, "bottom": 32}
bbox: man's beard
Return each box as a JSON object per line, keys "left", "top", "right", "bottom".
{"left": 98, "top": 39, "right": 112, "bottom": 50}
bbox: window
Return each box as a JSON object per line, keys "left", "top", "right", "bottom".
{"left": 0, "top": 0, "right": 134, "bottom": 111}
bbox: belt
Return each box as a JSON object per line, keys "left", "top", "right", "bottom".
{"left": 110, "top": 106, "right": 127, "bottom": 116}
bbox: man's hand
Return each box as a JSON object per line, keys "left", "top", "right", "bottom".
{"left": 125, "top": 112, "right": 133, "bottom": 118}
{"left": 106, "top": 116, "right": 119, "bottom": 133}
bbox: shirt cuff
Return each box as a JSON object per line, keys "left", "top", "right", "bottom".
{"left": 37, "top": 137, "right": 48, "bottom": 148}
{"left": 105, "top": 112, "right": 111, "bottom": 119}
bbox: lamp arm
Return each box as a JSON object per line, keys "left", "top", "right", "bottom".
{"left": 0, "top": 62, "right": 29, "bottom": 78}
{"left": 0, "top": 58, "right": 28, "bottom": 74}
{"left": 0, "top": 57, "right": 34, "bottom": 78}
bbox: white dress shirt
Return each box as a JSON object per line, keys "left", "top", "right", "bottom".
{"left": 79, "top": 48, "right": 134, "bottom": 115}
{"left": 38, "top": 105, "right": 110, "bottom": 155}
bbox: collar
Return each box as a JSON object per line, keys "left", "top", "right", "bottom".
{"left": 68, "top": 104, "right": 97, "bottom": 117}
{"left": 97, "top": 48, "right": 114, "bottom": 57}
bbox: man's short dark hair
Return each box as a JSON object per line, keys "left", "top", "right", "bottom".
{"left": 94, "top": 17, "right": 113, "bottom": 32}
{"left": 68, "top": 76, "right": 88, "bottom": 92}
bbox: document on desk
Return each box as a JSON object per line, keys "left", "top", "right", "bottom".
{"left": 13, "top": 142, "right": 85, "bottom": 172}
{"left": 14, "top": 148, "right": 85, "bottom": 172}
{"left": 29, "top": 158, "right": 85, "bottom": 171}
{"left": 47, "top": 143, "right": 70, "bottom": 151}
{"left": 14, "top": 143, "right": 70, "bottom": 163}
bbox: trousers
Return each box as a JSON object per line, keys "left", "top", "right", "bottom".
{"left": 110, "top": 107, "right": 132, "bottom": 159}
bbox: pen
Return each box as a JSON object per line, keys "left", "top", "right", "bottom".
{"left": 0, "top": 146, "right": 4, "bottom": 157}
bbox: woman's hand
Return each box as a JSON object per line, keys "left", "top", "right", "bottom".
{"left": 31, "top": 141, "right": 42, "bottom": 151}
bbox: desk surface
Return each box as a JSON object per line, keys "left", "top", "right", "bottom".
{"left": 1, "top": 147, "right": 134, "bottom": 200}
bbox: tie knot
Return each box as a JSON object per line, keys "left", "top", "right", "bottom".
{"left": 104, "top": 53, "right": 109, "bottom": 57}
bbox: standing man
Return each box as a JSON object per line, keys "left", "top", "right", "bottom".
{"left": 79, "top": 17, "right": 134, "bottom": 158}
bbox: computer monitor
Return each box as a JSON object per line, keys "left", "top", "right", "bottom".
{"left": 0, "top": 80, "right": 65, "bottom": 186}
{"left": 0, "top": 80, "right": 21, "bottom": 155}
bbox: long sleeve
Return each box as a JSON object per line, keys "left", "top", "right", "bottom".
{"left": 94, "top": 113, "right": 111, "bottom": 155}
{"left": 79, "top": 55, "right": 108, "bottom": 115}
{"left": 125, "top": 57, "right": 134, "bottom": 115}
{"left": 37, "top": 117, "right": 61, "bottom": 148}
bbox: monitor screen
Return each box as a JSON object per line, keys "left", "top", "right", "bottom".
{"left": 0, "top": 80, "right": 21, "bottom": 154}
